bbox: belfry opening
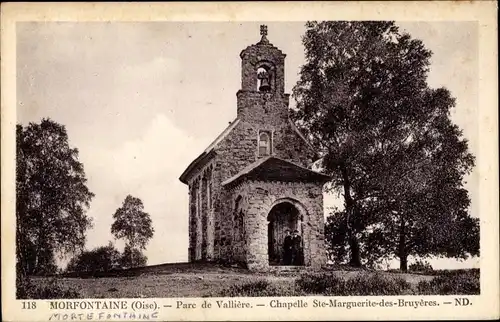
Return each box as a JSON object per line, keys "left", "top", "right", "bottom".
{"left": 267, "top": 202, "right": 304, "bottom": 266}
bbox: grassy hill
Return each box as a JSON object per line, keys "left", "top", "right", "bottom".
{"left": 23, "top": 263, "right": 480, "bottom": 299}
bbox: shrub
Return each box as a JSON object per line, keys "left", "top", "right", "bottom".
{"left": 66, "top": 242, "right": 121, "bottom": 274}
{"left": 120, "top": 245, "right": 147, "bottom": 269}
{"left": 323, "top": 264, "right": 368, "bottom": 272}
{"left": 417, "top": 270, "right": 479, "bottom": 295}
{"left": 345, "top": 274, "right": 414, "bottom": 295}
{"left": 16, "top": 274, "right": 35, "bottom": 299}
{"left": 296, "top": 273, "right": 347, "bottom": 295}
{"left": 17, "top": 275, "right": 81, "bottom": 299}
{"left": 296, "top": 272, "right": 414, "bottom": 296}
{"left": 409, "top": 260, "right": 434, "bottom": 273}
{"left": 426, "top": 268, "right": 479, "bottom": 277}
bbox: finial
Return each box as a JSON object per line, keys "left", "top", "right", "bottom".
{"left": 258, "top": 24, "right": 269, "bottom": 44}
{"left": 260, "top": 25, "right": 268, "bottom": 37}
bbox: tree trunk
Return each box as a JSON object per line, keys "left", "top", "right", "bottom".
{"left": 34, "top": 249, "right": 40, "bottom": 275}
{"left": 398, "top": 215, "right": 408, "bottom": 271}
{"left": 16, "top": 200, "right": 30, "bottom": 277}
{"left": 348, "top": 234, "right": 362, "bottom": 267}
{"left": 35, "top": 225, "right": 46, "bottom": 275}
{"left": 16, "top": 222, "right": 27, "bottom": 277}
{"left": 400, "top": 253, "right": 408, "bottom": 271}
{"left": 341, "top": 166, "right": 362, "bottom": 267}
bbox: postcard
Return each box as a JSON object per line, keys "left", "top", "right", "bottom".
{"left": 1, "top": 1, "right": 498, "bottom": 321}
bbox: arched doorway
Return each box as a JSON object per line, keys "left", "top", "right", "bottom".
{"left": 267, "top": 201, "right": 304, "bottom": 266}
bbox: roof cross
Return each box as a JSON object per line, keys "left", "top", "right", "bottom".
{"left": 260, "top": 25, "right": 268, "bottom": 37}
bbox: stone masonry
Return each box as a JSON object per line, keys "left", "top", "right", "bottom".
{"left": 225, "top": 181, "right": 327, "bottom": 270}
{"left": 179, "top": 26, "right": 329, "bottom": 270}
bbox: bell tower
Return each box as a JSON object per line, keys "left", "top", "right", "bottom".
{"left": 237, "top": 25, "right": 289, "bottom": 123}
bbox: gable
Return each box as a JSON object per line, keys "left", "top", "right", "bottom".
{"left": 204, "top": 118, "right": 241, "bottom": 154}
{"left": 179, "top": 117, "right": 319, "bottom": 185}
{"left": 179, "top": 118, "right": 240, "bottom": 184}
{"left": 222, "top": 156, "right": 330, "bottom": 188}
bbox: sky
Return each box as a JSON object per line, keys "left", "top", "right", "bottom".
{"left": 16, "top": 21, "right": 479, "bottom": 269}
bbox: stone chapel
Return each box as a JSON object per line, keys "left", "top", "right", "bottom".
{"left": 179, "top": 25, "right": 329, "bottom": 270}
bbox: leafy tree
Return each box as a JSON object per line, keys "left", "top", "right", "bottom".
{"left": 111, "top": 195, "right": 153, "bottom": 267}
{"left": 16, "top": 119, "right": 94, "bottom": 276}
{"left": 371, "top": 166, "right": 479, "bottom": 270}
{"left": 324, "top": 209, "right": 349, "bottom": 264}
{"left": 325, "top": 207, "right": 393, "bottom": 268}
{"left": 66, "top": 242, "right": 121, "bottom": 273}
{"left": 119, "top": 245, "right": 148, "bottom": 269}
{"left": 293, "top": 21, "right": 477, "bottom": 270}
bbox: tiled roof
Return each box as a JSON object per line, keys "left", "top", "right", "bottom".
{"left": 222, "top": 156, "right": 331, "bottom": 188}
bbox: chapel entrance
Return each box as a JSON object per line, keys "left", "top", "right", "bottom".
{"left": 267, "top": 202, "right": 304, "bottom": 266}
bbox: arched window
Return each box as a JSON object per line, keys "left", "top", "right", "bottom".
{"left": 233, "top": 195, "right": 245, "bottom": 257}
{"left": 234, "top": 195, "right": 242, "bottom": 219}
{"left": 259, "top": 131, "right": 271, "bottom": 156}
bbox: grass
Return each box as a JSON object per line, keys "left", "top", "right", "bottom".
{"left": 296, "top": 272, "right": 416, "bottom": 296}
{"left": 17, "top": 276, "right": 82, "bottom": 299}
{"left": 416, "top": 269, "right": 480, "bottom": 295}
{"left": 209, "top": 280, "right": 304, "bottom": 297}
{"left": 23, "top": 264, "right": 479, "bottom": 299}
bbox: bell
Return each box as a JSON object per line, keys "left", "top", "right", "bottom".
{"left": 259, "top": 77, "right": 271, "bottom": 92}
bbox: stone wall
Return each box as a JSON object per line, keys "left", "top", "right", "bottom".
{"left": 188, "top": 184, "right": 196, "bottom": 261}
{"left": 211, "top": 116, "right": 317, "bottom": 261}
{"left": 186, "top": 108, "right": 319, "bottom": 265}
{"left": 240, "top": 42, "right": 286, "bottom": 95}
{"left": 226, "top": 180, "right": 327, "bottom": 270}
{"left": 187, "top": 163, "right": 215, "bottom": 262}
{"left": 236, "top": 91, "right": 288, "bottom": 124}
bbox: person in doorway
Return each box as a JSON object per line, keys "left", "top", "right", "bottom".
{"left": 283, "top": 230, "right": 292, "bottom": 265}
{"left": 291, "top": 230, "right": 302, "bottom": 265}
